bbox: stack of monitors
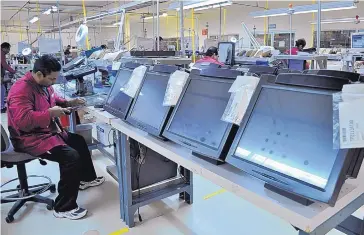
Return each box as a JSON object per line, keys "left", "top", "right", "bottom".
{"left": 104, "top": 62, "right": 142, "bottom": 119}
{"left": 226, "top": 73, "right": 363, "bottom": 205}
{"left": 126, "top": 64, "right": 178, "bottom": 138}
{"left": 163, "top": 68, "right": 242, "bottom": 164}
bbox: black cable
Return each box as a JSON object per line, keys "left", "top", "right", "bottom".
{"left": 136, "top": 142, "right": 147, "bottom": 222}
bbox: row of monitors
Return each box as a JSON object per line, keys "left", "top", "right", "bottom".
{"left": 104, "top": 64, "right": 363, "bottom": 206}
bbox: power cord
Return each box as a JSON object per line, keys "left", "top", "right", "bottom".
{"left": 136, "top": 142, "right": 147, "bottom": 222}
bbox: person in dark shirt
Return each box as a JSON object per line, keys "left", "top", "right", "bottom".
{"left": 1, "top": 42, "right": 16, "bottom": 113}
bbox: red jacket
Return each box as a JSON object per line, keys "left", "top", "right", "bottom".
{"left": 196, "top": 56, "right": 224, "bottom": 66}
{"left": 7, "top": 72, "right": 68, "bottom": 156}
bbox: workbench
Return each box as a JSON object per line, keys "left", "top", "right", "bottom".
{"left": 61, "top": 96, "right": 364, "bottom": 234}
{"left": 273, "top": 54, "right": 328, "bottom": 69}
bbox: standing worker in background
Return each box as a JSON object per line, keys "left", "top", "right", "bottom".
{"left": 287, "top": 38, "right": 310, "bottom": 69}
{"left": 195, "top": 46, "right": 224, "bottom": 66}
{"left": 1, "top": 42, "right": 16, "bottom": 113}
{"left": 7, "top": 55, "right": 105, "bottom": 220}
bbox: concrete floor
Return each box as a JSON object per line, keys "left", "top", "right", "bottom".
{"left": 0, "top": 113, "right": 351, "bottom": 235}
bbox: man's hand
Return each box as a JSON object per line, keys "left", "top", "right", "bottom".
{"left": 67, "top": 98, "right": 86, "bottom": 107}
{"left": 48, "top": 106, "right": 71, "bottom": 118}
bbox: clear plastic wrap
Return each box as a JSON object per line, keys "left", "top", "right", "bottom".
{"left": 333, "top": 88, "right": 364, "bottom": 149}
{"left": 163, "top": 70, "right": 189, "bottom": 106}
{"left": 120, "top": 65, "right": 147, "bottom": 98}
{"left": 221, "top": 75, "right": 260, "bottom": 125}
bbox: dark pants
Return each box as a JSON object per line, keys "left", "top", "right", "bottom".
{"left": 40, "top": 132, "right": 97, "bottom": 212}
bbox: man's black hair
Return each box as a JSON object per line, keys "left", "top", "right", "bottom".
{"left": 295, "top": 38, "right": 306, "bottom": 48}
{"left": 1, "top": 42, "right": 11, "bottom": 49}
{"left": 33, "top": 55, "right": 61, "bottom": 76}
{"left": 205, "top": 46, "right": 218, "bottom": 57}
{"left": 101, "top": 44, "right": 107, "bottom": 49}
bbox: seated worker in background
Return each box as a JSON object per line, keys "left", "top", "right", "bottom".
{"left": 100, "top": 44, "right": 107, "bottom": 50}
{"left": 7, "top": 55, "right": 105, "bottom": 220}
{"left": 1, "top": 42, "right": 16, "bottom": 113}
{"left": 196, "top": 46, "right": 224, "bottom": 66}
{"left": 287, "top": 38, "right": 310, "bottom": 69}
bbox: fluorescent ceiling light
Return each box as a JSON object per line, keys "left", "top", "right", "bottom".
{"left": 311, "top": 17, "right": 363, "bottom": 24}
{"left": 250, "top": 1, "right": 356, "bottom": 18}
{"left": 194, "top": 2, "right": 231, "bottom": 11}
{"left": 173, "top": 0, "right": 231, "bottom": 11}
{"left": 29, "top": 16, "right": 39, "bottom": 24}
{"left": 142, "top": 13, "right": 168, "bottom": 20}
{"left": 43, "top": 9, "right": 52, "bottom": 15}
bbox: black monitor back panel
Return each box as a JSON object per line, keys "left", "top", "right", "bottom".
{"left": 63, "top": 56, "right": 85, "bottom": 72}
{"left": 163, "top": 68, "right": 242, "bottom": 163}
{"left": 304, "top": 69, "right": 361, "bottom": 82}
{"left": 225, "top": 74, "right": 360, "bottom": 205}
{"left": 104, "top": 63, "right": 142, "bottom": 119}
{"left": 248, "top": 65, "right": 278, "bottom": 76}
{"left": 126, "top": 65, "right": 178, "bottom": 138}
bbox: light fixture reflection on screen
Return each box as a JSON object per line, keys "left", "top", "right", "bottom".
{"left": 235, "top": 147, "right": 328, "bottom": 188}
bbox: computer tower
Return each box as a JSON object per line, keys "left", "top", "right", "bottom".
{"left": 129, "top": 138, "right": 177, "bottom": 190}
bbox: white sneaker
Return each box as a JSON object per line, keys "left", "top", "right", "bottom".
{"left": 79, "top": 176, "right": 105, "bottom": 190}
{"left": 53, "top": 207, "right": 88, "bottom": 220}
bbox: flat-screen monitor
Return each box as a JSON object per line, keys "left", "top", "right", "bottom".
{"left": 63, "top": 56, "right": 85, "bottom": 72}
{"left": 248, "top": 65, "right": 278, "bottom": 76}
{"left": 304, "top": 70, "right": 361, "bottom": 82}
{"left": 226, "top": 74, "right": 359, "bottom": 205}
{"left": 288, "top": 59, "right": 305, "bottom": 71}
{"left": 351, "top": 33, "right": 364, "bottom": 49}
{"left": 104, "top": 63, "right": 141, "bottom": 119}
{"left": 218, "top": 42, "right": 235, "bottom": 65}
{"left": 163, "top": 68, "right": 242, "bottom": 163}
{"left": 126, "top": 65, "right": 178, "bottom": 138}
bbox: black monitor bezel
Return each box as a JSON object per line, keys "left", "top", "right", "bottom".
{"left": 103, "top": 67, "right": 137, "bottom": 120}
{"left": 225, "top": 76, "right": 354, "bottom": 205}
{"left": 163, "top": 72, "right": 238, "bottom": 161}
{"left": 126, "top": 70, "right": 174, "bottom": 138}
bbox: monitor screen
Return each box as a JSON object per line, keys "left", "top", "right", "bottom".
{"left": 104, "top": 69, "right": 133, "bottom": 119}
{"left": 168, "top": 79, "right": 231, "bottom": 150}
{"left": 233, "top": 87, "right": 338, "bottom": 189}
{"left": 352, "top": 33, "right": 364, "bottom": 49}
{"left": 218, "top": 42, "right": 234, "bottom": 65}
{"left": 127, "top": 72, "right": 171, "bottom": 134}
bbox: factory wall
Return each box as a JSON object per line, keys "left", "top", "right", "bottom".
{"left": 129, "top": 1, "right": 364, "bottom": 50}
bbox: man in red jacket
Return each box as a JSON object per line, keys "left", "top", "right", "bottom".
{"left": 7, "top": 55, "right": 104, "bottom": 220}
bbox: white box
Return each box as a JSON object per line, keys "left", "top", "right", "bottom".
{"left": 96, "top": 123, "right": 113, "bottom": 146}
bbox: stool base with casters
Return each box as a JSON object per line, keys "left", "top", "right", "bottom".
{"left": 1, "top": 163, "right": 56, "bottom": 223}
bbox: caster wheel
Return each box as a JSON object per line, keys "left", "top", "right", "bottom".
{"left": 49, "top": 185, "right": 56, "bottom": 193}
{"left": 5, "top": 216, "right": 14, "bottom": 223}
{"left": 46, "top": 201, "right": 54, "bottom": 211}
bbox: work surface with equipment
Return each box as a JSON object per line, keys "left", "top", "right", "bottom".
{"left": 57, "top": 58, "right": 364, "bottom": 235}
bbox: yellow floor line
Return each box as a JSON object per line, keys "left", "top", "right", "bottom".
{"left": 203, "top": 189, "right": 227, "bottom": 200}
{"left": 108, "top": 227, "right": 129, "bottom": 235}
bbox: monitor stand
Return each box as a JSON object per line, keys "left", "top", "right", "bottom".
{"left": 192, "top": 152, "right": 225, "bottom": 166}
{"left": 264, "top": 183, "right": 314, "bottom": 206}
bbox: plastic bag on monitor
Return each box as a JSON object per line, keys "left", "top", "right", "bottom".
{"left": 333, "top": 84, "right": 364, "bottom": 149}
{"left": 221, "top": 75, "right": 260, "bottom": 125}
{"left": 120, "top": 65, "right": 147, "bottom": 98}
{"left": 163, "top": 70, "right": 189, "bottom": 106}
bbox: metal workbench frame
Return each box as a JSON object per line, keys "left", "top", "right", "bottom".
{"left": 114, "top": 131, "right": 193, "bottom": 227}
